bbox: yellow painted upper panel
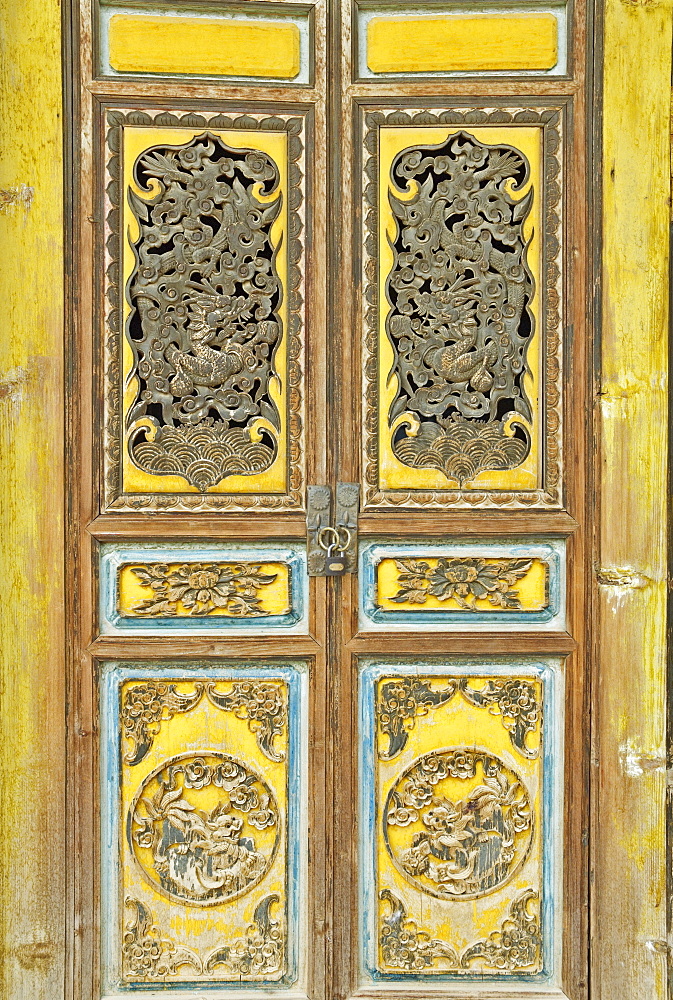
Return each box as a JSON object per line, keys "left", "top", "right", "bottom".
{"left": 376, "top": 556, "right": 548, "bottom": 613}
{"left": 367, "top": 14, "right": 558, "bottom": 74}
{"left": 118, "top": 561, "right": 291, "bottom": 618}
{"left": 109, "top": 15, "right": 301, "bottom": 79}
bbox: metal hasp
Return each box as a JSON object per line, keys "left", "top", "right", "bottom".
{"left": 306, "top": 483, "right": 360, "bottom": 576}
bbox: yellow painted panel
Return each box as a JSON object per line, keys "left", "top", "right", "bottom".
{"left": 120, "top": 678, "right": 288, "bottom": 982}
{"left": 376, "top": 556, "right": 548, "bottom": 612}
{"left": 378, "top": 125, "right": 542, "bottom": 492}
{"left": 375, "top": 675, "right": 543, "bottom": 973}
{"left": 118, "top": 561, "right": 291, "bottom": 617}
{"left": 367, "top": 14, "right": 558, "bottom": 74}
{"left": 109, "top": 14, "right": 301, "bottom": 79}
{"left": 122, "top": 127, "right": 288, "bottom": 495}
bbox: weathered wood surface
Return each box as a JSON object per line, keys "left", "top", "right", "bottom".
{"left": 0, "top": 0, "right": 65, "bottom": 997}
{"left": 595, "top": 1, "right": 671, "bottom": 997}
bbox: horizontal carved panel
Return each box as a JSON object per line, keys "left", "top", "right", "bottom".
{"left": 100, "top": 661, "right": 307, "bottom": 993}
{"left": 355, "top": 3, "right": 569, "bottom": 80}
{"left": 99, "top": 542, "right": 307, "bottom": 635}
{"left": 359, "top": 540, "right": 565, "bottom": 631}
{"left": 358, "top": 659, "right": 563, "bottom": 983}
{"left": 102, "top": 108, "right": 306, "bottom": 512}
{"left": 361, "top": 107, "right": 564, "bottom": 509}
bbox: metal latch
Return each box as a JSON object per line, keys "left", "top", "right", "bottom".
{"left": 306, "top": 483, "right": 359, "bottom": 576}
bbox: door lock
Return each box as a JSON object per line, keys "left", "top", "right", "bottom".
{"left": 306, "top": 484, "right": 359, "bottom": 576}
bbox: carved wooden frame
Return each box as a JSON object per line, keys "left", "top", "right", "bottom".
{"left": 101, "top": 107, "right": 308, "bottom": 513}
{"left": 360, "top": 105, "right": 564, "bottom": 510}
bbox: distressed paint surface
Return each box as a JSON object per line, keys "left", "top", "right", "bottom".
{"left": 377, "top": 125, "right": 542, "bottom": 494}
{"left": 0, "top": 1, "right": 65, "bottom": 998}
{"left": 366, "top": 14, "right": 558, "bottom": 74}
{"left": 109, "top": 15, "right": 301, "bottom": 79}
{"left": 596, "top": 1, "right": 671, "bottom": 997}
{"left": 359, "top": 660, "right": 563, "bottom": 983}
{"left": 100, "top": 662, "right": 307, "bottom": 992}
{"left": 359, "top": 540, "right": 565, "bottom": 631}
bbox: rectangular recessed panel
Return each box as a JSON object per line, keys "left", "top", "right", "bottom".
{"left": 366, "top": 14, "right": 558, "bottom": 74}
{"left": 359, "top": 540, "right": 565, "bottom": 631}
{"left": 100, "top": 661, "right": 308, "bottom": 995}
{"left": 102, "top": 109, "right": 306, "bottom": 512}
{"left": 359, "top": 659, "right": 563, "bottom": 984}
{"left": 99, "top": 542, "right": 308, "bottom": 635}
{"left": 108, "top": 14, "right": 300, "bottom": 79}
{"left": 361, "top": 107, "right": 564, "bottom": 509}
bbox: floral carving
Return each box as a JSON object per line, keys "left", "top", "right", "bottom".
{"left": 378, "top": 889, "right": 542, "bottom": 974}
{"left": 390, "top": 557, "right": 533, "bottom": 610}
{"left": 205, "top": 894, "right": 283, "bottom": 976}
{"left": 205, "top": 680, "right": 286, "bottom": 762}
{"left": 127, "top": 561, "right": 279, "bottom": 617}
{"left": 459, "top": 678, "right": 541, "bottom": 759}
{"left": 122, "top": 897, "right": 202, "bottom": 979}
{"left": 377, "top": 677, "right": 456, "bottom": 760}
{"left": 385, "top": 131, "right": 535, "bottom": 485}
{"left": 379, "top": 890, "right": 459, "bottom": 971}
{"left": 461, "top": 889, "right": 542, "bottom": 971}
{"left": 384, "top": 749, "right": 533, "bottom": 899}
{"left": 124, "top": 132, "right": 284, "bottom": 492}
{"left": 130, "top": 752, "right": 279, "bottom": 906}
{"left": 122, "top": 681, "right": 204, "bottom": 766}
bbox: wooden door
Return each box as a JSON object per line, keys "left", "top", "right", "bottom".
{"left": 0, "top": 1, "right": 662, "bottom": 1000}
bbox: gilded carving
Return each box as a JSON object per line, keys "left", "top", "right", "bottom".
{"left": 103, "top": 110, "right": 305, "bottom": 512}
{"left": 384, "top": 748, "right": 533, "bottom": 899}
{"left": 379, "top": 890, "right": 459, "bottom": 971}
{"left": 127, "top": 561, "right": 279, "bottom": 617}
{"left": 390, "top": 557, "right": 533, "bottom": 610}
{"left": 122, "top": 679, "right": 287, "bottom": 765}
{"left": 129, "top": 752, "right": 279, "bottom": 906}
{"left": 385, "top": 132, "right": 534, "bottom": 483}
{"left": 377, "top": 675, "right": 541, "bottom": 760}
{"left": 362, "top": 107, "right": 563, "bottom": 509}
{"left": 460, "top": 889, "right": 542, "bottom": 971}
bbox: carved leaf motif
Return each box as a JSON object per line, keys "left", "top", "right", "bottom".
{"left": 122, "top": 682, "right": 204, "bottom": 765}
{"left": 205, "top": 894, "right": 283, "bottom": 976}
{"left": 460, "top": 889, "right": 542, "bottom": 971}
{"left": 128, "top": 561, "right": 278, "bottom": 617}
{"left": 379, "top": 890, "right": 459, "bottom": 971}
{"left": 125, "top": 133, "right": 284, "bottom": 492}
{"left": 377, "top": 677, "right": 457, "bottom": 759}
{"left": 122, "top": 898, "right": 203, "bottom": 979}
{"left": 384, "top": 130, "right": 535, "bottom": 485}
{"left": 205, "top": 681, "right": 286, "bottom": 761}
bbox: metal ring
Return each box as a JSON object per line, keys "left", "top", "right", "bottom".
{"left": 336, "top": 526, "right": 352, "bottom": 551}
{"left": 317, "top": 526, "right": 340, "bottom": 551}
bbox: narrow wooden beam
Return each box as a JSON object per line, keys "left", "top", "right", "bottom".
{"left": 0, "top": 0, "right": 65, "bottom": 996}
{"left": 595, "top": 2, "right": 671, "bottom": 996}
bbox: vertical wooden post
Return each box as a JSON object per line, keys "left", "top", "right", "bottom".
{"left": 0, "top": 1, "right": 65, "bottom": 997}
{"left": 596, "top": 1, "right": 671, "bottom": 997}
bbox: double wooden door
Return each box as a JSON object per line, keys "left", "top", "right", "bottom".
{"left": 68, "top": 3, "right": 592, "bottom": 999}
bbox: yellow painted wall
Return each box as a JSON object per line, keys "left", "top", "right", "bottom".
{"left": 0, "top": 0, "right": 65, "bottom": 997}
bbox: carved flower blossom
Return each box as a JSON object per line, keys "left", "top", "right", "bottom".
{"left": 130, "top": 562, "right": 278, "bottom": 617}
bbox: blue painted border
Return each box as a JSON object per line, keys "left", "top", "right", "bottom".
{"left": 359, "top": 539, "right": 565, "bottom": 631}
{"left": 100, "top": 660, "right": 308, "bottom": 994}
{"left": 358, "top": 657, "right": 563, "bottom": 985}
{"left": 99, "top": 542, "right": 308, "bottom": 636}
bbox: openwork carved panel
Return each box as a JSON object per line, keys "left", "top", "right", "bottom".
{"left": 102, "top": 109, "right": 306, "bottom": 512}
{"left": 359, "top": 659, "right": 562, "bottom": 981}
{"left": 361, "top": 108, "right": 563, "bottom": 509}
{"left": 100, "top": 662, "right": 307, "bottom": 991}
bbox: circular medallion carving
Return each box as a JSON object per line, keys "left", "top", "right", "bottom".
{"left": 383, "top": 748, "right": 533, "bottom": 900}
{"left": 129, "top": 751, "right": 279, "bottom": 906}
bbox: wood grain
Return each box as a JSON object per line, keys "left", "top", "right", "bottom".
{"left": 593, "top": 1, "right": 671, "bottom": 997}
{"left": 0, "top": 0, "right": 65, "bottom": 997}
